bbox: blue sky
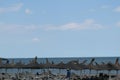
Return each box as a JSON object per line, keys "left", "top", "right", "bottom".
{"left": 0, "top": 0, "right": 120, "bottom": 58}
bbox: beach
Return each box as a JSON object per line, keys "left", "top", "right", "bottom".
{"left": 0, "top": 57, "right": 120, "bottom": 80}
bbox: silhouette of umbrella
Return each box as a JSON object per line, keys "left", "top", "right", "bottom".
{"left": 0, "top": 57, "right": 8, "bottom": 68}
{"left": 112, "top": 58, "right": 120, "bottom": 75}
{"left": 65, "top": 60, "right": 80, "bottom": 70}
{"left": 94, "top": 58, "right": 120, "bottom": 76}
{"left": 78, "top": 60, "right": 88, "bottom": 69}
{"left": 106, "top": 58, "right": 120, "bottom": 75}
{"left": 55, "top": 61, "right": 66, "bottom": 76}
{"left": 25, "top": 60, "right": 40, "bottom": 69}
{"left": 43, "top": 58, "right": 55, "bottom": 69}
{"left": 56, "top": 61, "right": 66, "bottom": 69}
{"left": 78, "top": 60, "right": 88, "bottom": 76}
{"left": 86, "top": 58, "right": 95, "bottom": 75}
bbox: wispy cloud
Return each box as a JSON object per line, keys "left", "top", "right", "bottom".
{"left": 116, "top": 21, "right": 120, "bottom": 27}
{"left": 0, "top": 23, "right": 37, "bottom": 33}
{"left": 0, "top": 19, "right": 104, "bottom": 33}
{"left": 25, "top": 8, "right": 32, "bottom": 14}
{"left": 46, "top": 19, "right": 103, "bottom": 31}
{"left": 0, "top": 3, "right": 23, "bottom": 13}
{"left": 32, "top": 38, "right": 40, "bottom": 42}
{"left": 114, "top": 6, "right": 120, "bottom": 12}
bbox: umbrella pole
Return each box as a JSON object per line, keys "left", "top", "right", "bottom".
{"left": 59, "top": 69, "right": 61, "bottom": 79}
{"left": 108, "top": 70, "right": 111, "bottom": 80}
{"left": 96, "top": 70, "right": 98, "bottom": 75}
{"left": 5, "top": 68, "right": 7, "bottom": 73}
{"left": 83, "top": 69, "right": 85, "bottom": 75}
{"left": 116, "top": 70, "right": 118, "bottom": 76}
{"left": 89, "top": 69, "right": 91, "bottom": 77}
{"left": 80, "top": 70, "right": 82, "bottom": 77}
{"left": 59, "top": 69, "right": 61, "bottom": 74}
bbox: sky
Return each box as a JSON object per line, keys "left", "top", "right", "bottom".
{"left": 0, "top": 0, "right": 120, "bottom": 58}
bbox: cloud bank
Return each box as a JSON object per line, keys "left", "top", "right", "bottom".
{"left": 46, "top": 19, "right": 103, "bottom": 31}
{"left": 0, "top": 19, "right": 104, "bottom": 33}
{"left": 0, "top": 3, "right": 23, "bottom": 13}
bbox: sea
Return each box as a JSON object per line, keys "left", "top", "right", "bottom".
{"left": 0, "top": 57, "right": 120, "bottom": 75}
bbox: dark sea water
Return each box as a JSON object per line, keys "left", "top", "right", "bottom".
{"left": 1, "top": 57, "right": 120, "bottom": 75}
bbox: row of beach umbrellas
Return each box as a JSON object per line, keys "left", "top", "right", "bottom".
{"left": 0, "top": 57, "right": 120, "bottom": 72}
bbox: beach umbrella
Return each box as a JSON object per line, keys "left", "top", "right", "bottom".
{"left": 78, "top": 60, "right": 88, "bottom": 70}
{"left": 0, "top": 57, "right": 8, "bottom": 67}
{"left": 94, "top": 61, "right": 114, "bottom": 75}
{"left": 25, "top": 60, "right": 40, "bottom": 69}
{"left": 114, "top": 58, "right": 120, "bottom": 75}
{"left": 56, "top": 61, "right": 66, "bottom": 69}
{"left": 103, "top": 58, "right": 120, "bottom": 75}
{"left": 2, "top": 60, "right": 10, "bottom": 73}
{"left": 55, "top": 61, "right": 66, "bottom": 76}
{"left": 42, "top": 58, "right": 54, "bottom": 70}
{"left": 78, "top": 60, "right": 88, "bottom": 76}
{"left": 94, "top": 62, "right": 103, "bottom": 74}
{"left": 43, "top": 58, "right": 56, "bottom": 79}
{"left": 15, "top": 60, "right": 25, "bottom": 68}
{"left": 14, "top": 60, "right": 26, "bottom": 73}
{"left": 94, "top": 60, "right": 118, "bottom": 77}
{"left": 1, "top": 63, "right": 14, "bottom": 74}
{"left": 1, "top": 59, "right": 15, "bottom": 74}
{"left": 86, "top": 58, "right": 95, "bottom": 75}
{"left": 65, "top": 60, "right": 80, "bottom": 70}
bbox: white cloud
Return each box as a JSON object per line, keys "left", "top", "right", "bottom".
{"left": 32, "top": 38, "right": 40, "bottom": 42}
{"left": 0, "top": 19, "right": 103, "bottom": 33}
{"left": 0, "top": 3, "right": 23, "bottom": 13}
{"left": 116, "top": 21, "right": 120, "bottom": 27}
{"left": 0, "top": 23, "right": 37, "bottom": 33}
{"left": 46, "top": 19, "right": 103, "bottom": 31}
{"left": 114, "top": 6, "right": 120, "bottom": 12}
{"left": 25, "top": 9, "right": 32, "bottom": 14}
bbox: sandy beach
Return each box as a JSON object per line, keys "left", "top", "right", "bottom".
{"left": 0, "top": 71, "right": 120, "bottom": 80}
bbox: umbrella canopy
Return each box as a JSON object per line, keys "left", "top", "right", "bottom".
{"left": 94, "top": 58, "right": 120, "bottom": 71}
{"left": 0, "top": 57, "right": 8, "bottom": 66}
{"left": 65, "top": 60, "right": 80, "bottom": 70}
{"left": 55, "top": 61, "right": 66, "bottom": 69}
{"left": 43, "top": 58, "right": 56, "bottom": 69}
{"left": 14, "top": 60, "right": 25, "bottom": 69}
{"left": 86, "top": 58, "right": 95, "bottom": 70}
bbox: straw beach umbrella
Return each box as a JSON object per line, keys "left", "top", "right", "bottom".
{"left": 14, "top": 60, "right": 26, "bottom": 73}
{"left": 94, "top": 58, "right": 119, "bottom": 76}
{"left": 25, "top": 60, "right": 39, "bottom": 69}
{"left": 44, "top": 58, "right": 55, "bottom": 69}
{"left": 78, "top": 60, "right": 88, "bottom": 76}
{"left": 55, "top": 61, "right": 66, "bottom": 76}
{"left": 3, "top": 59, "right": 15, "bottom": 69}
{"left": 86, "top": 58, "right": 95, "bottom": 75}
{"left": 113, "top": 58, "right": 120, "bottom": 75}
{"left": 56, "top": 61, "right": 66, "bottom": 69}
{"left": 65, "top": 60, "right": 80, "bottom": 70}
{"left": 0, "top": 57, "right": 8, "bottom": 68}
{"left": 104, "top": 58, "right": 120, "bottom": 75}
